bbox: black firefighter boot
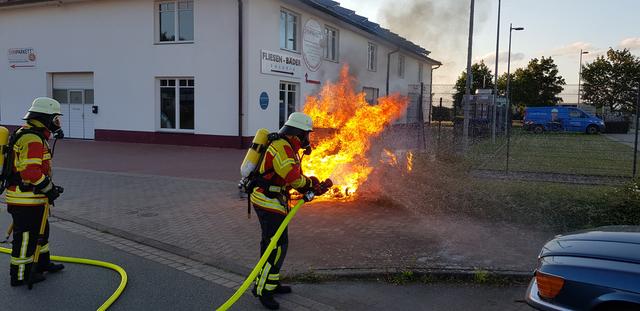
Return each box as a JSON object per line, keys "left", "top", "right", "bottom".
{"left": 258, "top": 293, "right": 280, "bottom": 310}
{"left": 39, "top": 262, "right": 65, "bottom": 273}
{"left": 274, "top": 284, "right": 292, "bottom": 294}
{"left": 11, "top": 264, "right": 45, "bottom": 286}
{"left": 38, "top": 252, "right": 65, "bottom": 273}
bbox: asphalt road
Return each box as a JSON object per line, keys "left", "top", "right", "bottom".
{"left": 0, "top": 212, "right": 257, "bottom": 311}
{"left": 0, "top": 210, "right": 534, "bottom": 311}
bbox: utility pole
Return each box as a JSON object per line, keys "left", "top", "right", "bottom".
{"left": 491, "top": 0, "right": 501, "bottom": 143}
{"left": 463, "top": 0, "right": 475, "bottom": 151}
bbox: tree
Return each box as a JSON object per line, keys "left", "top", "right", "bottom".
{"left": 497, "top": 57, "right": 566, "bottom": 107}
{"left": 452, "top": 61, "right": 495, "bottom": 114}
{"left": 581, "top": 48, "right": 640, "bottom": 114}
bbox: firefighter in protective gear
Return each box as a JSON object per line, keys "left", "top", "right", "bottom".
{"left": 7, "top": 97, "right": 65, "bottom": 287}
{"left": 250, "top": 112, "right": 320, "bottom": 310}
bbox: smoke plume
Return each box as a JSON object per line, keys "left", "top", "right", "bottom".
{"left": 379, "top": 0, "right": 491, "bottom": 84}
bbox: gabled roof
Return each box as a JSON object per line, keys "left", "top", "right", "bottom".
{"left": 299, "top": 0, "right": 441, "bottom": 65}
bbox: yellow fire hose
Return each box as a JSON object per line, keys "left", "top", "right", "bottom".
{"left": 216, "top": 193, "right": 312, "bottom": 311}
{"left": 2, "top": 247, "right": 128, "bottom": 311}
{"left": 0, "top": 207, "right": 128, "bottom": 310}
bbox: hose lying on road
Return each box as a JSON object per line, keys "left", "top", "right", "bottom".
{"left": 0, "top": 246, "right": 128, "bottom": 311}
{"left": 216, "top": 196, "right": 309, "bottom": 311}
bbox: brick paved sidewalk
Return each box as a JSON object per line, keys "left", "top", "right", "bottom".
{"left": 50, "top": 140, "right": 552, "bottom": 277}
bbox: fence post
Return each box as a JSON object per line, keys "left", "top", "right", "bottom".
{"left": 633, "top": 85, "right": 640, "bottom": 178}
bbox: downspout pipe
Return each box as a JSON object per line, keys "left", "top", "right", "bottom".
{"left": 386, "top": 48, "right": 400, "bottom": 95}
{"left": 237, "top": 0, "right": 244, "bottom": 148}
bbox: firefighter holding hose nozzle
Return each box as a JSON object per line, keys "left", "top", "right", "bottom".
{"left": 242, "top": 112, "right": 330, "bottom": 309}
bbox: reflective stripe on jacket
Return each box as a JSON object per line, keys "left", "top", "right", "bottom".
{"left": 250, "top": 138, "right": 310, "bottom": 215}
{"left": 5, "top": 121, "right": 52, "bottom": 206}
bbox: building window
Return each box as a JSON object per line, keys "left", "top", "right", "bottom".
{"left": 324, "top": 26, "right": 338, "bottom": 62}
{"left": 418, "top": 63, "right": 424, "bottom": 82}
{"left": 157, "top": 1, "right": 194, "bottom": 43}
{"left": 280, "top": 9, "right": 299, "bottom": 52}
{"left": 367, "top": 43, "right": 377, "bottom": 71}
{"left": 159, "top": 78, "right": 194, "bottom": 130}
{"left": 398, "top": 55, "right": 405, "bottom": 78}
{"left": 363, "top": 87, "right": 379, "bottom": 105}
{"left": 279, "top": 82, "right": 298, "bottom": 127}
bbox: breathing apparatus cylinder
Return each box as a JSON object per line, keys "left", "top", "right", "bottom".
{"left": 240, "top": 128, "right": 270, "bottom": 178}
{"left": 0, "top": 126, "right": 9, "bottom": 176}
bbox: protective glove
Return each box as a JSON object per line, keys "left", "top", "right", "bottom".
{"left": 315, "top": 179, "right": 333, "bottom": 196}
{"left": 44, "top": 185, "right": 61, "bottom": 204}
{"left": 33, "top": 176, "right": 62, "bottom": 204}
{"left": 300, "top": 176, "right": 320, "bottom": 193}
{"left": 54, "top": 185, "right": 64, "bottom": 194}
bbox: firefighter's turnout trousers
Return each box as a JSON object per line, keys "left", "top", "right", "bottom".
{"left": 9, "top": 204, "right": 51, "bottom": 282}
{"left": 253, "top": 206, "right": 288, "bottom": 297}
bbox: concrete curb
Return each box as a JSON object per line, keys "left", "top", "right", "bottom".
{"left": 53, "top": 212, "right": 533, "bottom": 285}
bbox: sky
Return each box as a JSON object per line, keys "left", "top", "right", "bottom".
{"left": 337, "top": 0, "right": 640, "bottom": 87}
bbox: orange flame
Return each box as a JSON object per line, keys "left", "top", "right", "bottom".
{"left": 382, "top": 149, "right": 399, "bottom": 166}
{"left": 407, "top": 151, "right": 414, "bottom": 172}
{"left": 303, "top": 65, "right": 408, "bottom": 199}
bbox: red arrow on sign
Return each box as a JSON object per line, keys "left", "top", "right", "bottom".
{"left": 10, "top": 64, "right": 35, "bottom": 68}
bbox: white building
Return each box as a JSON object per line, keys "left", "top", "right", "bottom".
{"left": 0, "top": 0, "right": 440, "bottom": 147}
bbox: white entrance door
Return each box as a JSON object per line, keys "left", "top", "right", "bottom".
{"left": 68, "top": 90, "right": 84, "bottom": 139}
{"left": 52, "top": 73, "right": 95, "bottom": 139}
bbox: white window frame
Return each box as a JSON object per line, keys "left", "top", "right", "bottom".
{"left": 418, "top": 63, "right": 424, "bottom": 82}
{"left": 323, "top": 25, "right": 339, "bottom": 62}
{"left": 398, "top": 54, "right": 405, "bottom": 78}
{"left": 367, "top": 42, "right": 377, "bottom": 72}
{"left": 363, "top": 87, "right": 379, "bottom": 105}
{"left": 280, "top": 8, "right": 300, "bottom": 53}
{"left": 157, "top": 77, "right": 195, "bottom": 132}
{"left": 155, "top": 0, "right": 194, "bottom": 44}
{"left": 279, "top": 81, "right": 299, "bottom": 128}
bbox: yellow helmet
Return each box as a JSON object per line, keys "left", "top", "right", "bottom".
{"left": 284, "top": 112, "right": 313, "bottom": 132}
{"left": 23, "top": 97, "right": 62, "bottom": 119}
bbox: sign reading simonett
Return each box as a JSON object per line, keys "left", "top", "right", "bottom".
{"left": 8, "top": 48, "right": 37, "bottom": 69}
{"left": 260, "top": 50, "right": 303, "bottom": 79}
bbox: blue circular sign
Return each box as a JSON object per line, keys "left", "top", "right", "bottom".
{"left": 259, "top": 92, "right": 269, "bottom": 110}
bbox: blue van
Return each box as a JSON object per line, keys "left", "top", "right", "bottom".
{"left": 523, "top": 106, "right": 605, "bottom": 134}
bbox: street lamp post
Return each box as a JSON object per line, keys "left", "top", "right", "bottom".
{"left": 505, "top": 23, "right": 524, "bottom": 174}
{"left": 491, "top": 0, "right": 501, "bottom": 144}
{"left": 578, "top": 49, "right": 589, "bottom": 105}
{"left": 463, "top": 0, "right": 475, "bottom": 152}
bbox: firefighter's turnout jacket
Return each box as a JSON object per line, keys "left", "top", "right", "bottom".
{"left": 250, "top": 137, "right": 311, "bottom": 215}
{"left": 5, "top": 120, "right": 52, "bottom": 206}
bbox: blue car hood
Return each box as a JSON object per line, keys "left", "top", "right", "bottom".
{"left": 540, "top": 226, "right": 640, "bottom": 264}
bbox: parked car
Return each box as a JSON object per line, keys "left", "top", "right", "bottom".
{"left": 523, "top": 106, "right": 605, "bottom": 134}
{"left": 525, "top": 226, "right": 640, "bottom": 311}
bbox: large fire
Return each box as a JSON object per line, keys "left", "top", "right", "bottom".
{"left": 302, "top": 66, "right": 408, "bottom": 199}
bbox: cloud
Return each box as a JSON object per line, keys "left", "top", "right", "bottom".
{"left": 550, "top": 42, "right": 592, "bottom": 57}
{"left": 619, "top": 37, "right": 640, "bottom": 51}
